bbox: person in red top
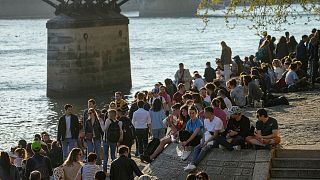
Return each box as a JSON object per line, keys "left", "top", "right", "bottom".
{"left": 173, "top": 83, "right": 185, "bottom": 104}
{"left": 141, "top": 103, "right": 183, "bottom": 163}
{"left": 211, "top": 98, "right": 227, "bottom": 129}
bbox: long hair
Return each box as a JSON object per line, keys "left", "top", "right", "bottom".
{"left": 0, "top": 151, "right": 11, "bottom": 173}
{"left": 15, "top": 148, "right": 27, "bottom": 159}
{"left": 151, "top": 98, "right": 162, "bottom": 112}
{"left": 63, "top": 148, "right": 81, "bottom": 166}
{"left": 88, "top": 108, "right": 99, "bottom": 121}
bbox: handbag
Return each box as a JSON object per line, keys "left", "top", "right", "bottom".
{"left": 53, "top": 165, "right": 64, "bottom": 180}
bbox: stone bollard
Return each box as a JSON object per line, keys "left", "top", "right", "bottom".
{"left": 46, "top": 12, "right": 131, "bottom": 97}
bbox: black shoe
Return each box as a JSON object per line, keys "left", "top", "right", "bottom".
{"left": 141, "top": 155, "right": 152, "bottom": 163}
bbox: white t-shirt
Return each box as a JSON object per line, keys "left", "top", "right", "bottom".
{"left": 132, "top": 108, "right": 152, "bottom": 129}
{"left": 203, "top": 95, "right": 211, "bottom": 104}
{"left": 203, "top": 117, "right": 224, "bottom": 145}
{"left": 77, "top": 164, "right": 101, "bottom": 180}
{"left": 65, "top": 115, "right": 72, "bottom": 138}
{"left": 223, "top": 97, "right": 232, "bottom": 109}
{"left": 285, "top": 70, "right": 298, "bottom": 86}
{"left": 193, "top": 78, "right": 205, "bottom": 91}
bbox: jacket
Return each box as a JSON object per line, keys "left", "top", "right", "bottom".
{"left": 25, "top": 153, "right": 53, "bottom": 180}
{"left": 85, "top": 118, "right": 103, "bottom": 139}
{"left": 110, "top": 155, "right": 143, "bottom": 180}
{"left": 0, "top": 165, "right": 20, "bottom": 180}
{"left": 296, "top": 41, "right": 308, "bottom": 62}
{"left": 221, "top": 46, "right": 232, "bottom": 65}
{"left": 57, "top": 114, "right": 79, "bottom": 141}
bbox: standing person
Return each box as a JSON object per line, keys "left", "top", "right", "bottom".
{"left": 288, "top": 36, "right": 298, "bottom": 53}
{"left": 309, "top": 37, "right": 319, "bottom": 85}
{"left": 158, "top": 85, "right": 171, "bottom": 112}
{"left": 57, "top": 104, "right": 79, "bottom": 160}
{"left": 149, "top": 99, "right": 166, "bottom": 139}
{"left": 164, "top": 78, "right": 177, "bottom": 99}
{"left": 24, "top": 141, "right": 53, "bottom": 180}
{"left": 132, "top": 101, "right": 151, "bottom": 157}
{"left": 117, "top": 109, "right": 135, "bottom": 158}
{"left": 112, "top": 91, "right": 129, "bottom": 113}
{"left": 276, "top": 36, "right": 289, "bottom": 60}
{"left": 174, "top": 63, "right": 193, "bottom": 90}
{"left": 227, "top": 79, "right": 246, "bottom": 107}
{"left": 285, "top": 31, "right": 290, "bottom": 42}
{"left": 75, "top": 153, "right": 101, "bottom": 180}
{"left": 49, "top": 141, "right": 63, "bottom": 168}
{"left": 83, "top": 99, "right": 96, "bottom": 130}
{"left": 173, "top": 83, "right": 186, "bottom": 104}
{"left": 110, "top": 145, "right": 143, "bottom": 180}
{"left": 259, "top": 31, "right": 267, "bottom": 47}
{"left": 203, "top": 61, "right": 216, "bottom": 82}
{"left": 85, "top": 108, "right": 103, "bottom": 165}
{"left": 296, "top": 35, "right": 309, "bottom": 72}
{"left": 62, "top": 148, "right": 83, "bottom": 180}
{"left": 216, "top": 106, "right": 252, "bottom": 151}
{"left": 220, "top": 41, "right": 232, "bottom": 81}
{"left": 0, "top": 152, "right": 20, "bottom": 180}
{"left": 184, "top": 107, "right": 223, "bottom": 171}
{"left": 41, "top": 132, "right": 53, "bottom": 150}
{"left": 101, "top": 109, "right": 123, "bottom": 172}
{"left": 246, "top": 109, "right": 281, "bottom": 149}
{"left": 257, "top": 39, "right": 273, "bottom": 64}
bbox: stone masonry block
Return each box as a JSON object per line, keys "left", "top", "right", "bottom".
{"left": 255, "top": 150, "right": 271, "bottom": 162}
{"left": 223, "top": 161, "right": 239, "bottom": 167}
{"left": 206, "top": 160, "right": 224, "bottom": 166}
{"left": 221, "top": 167, "right": 242, "bottom": 176}
{"left": 238, "top": 162, "right": 255, "bottom": 169}
{"left": 242, "top": 168, "right": 254, "bottom": 176}
{"left": 253, "top": 162, "right": 270, "bottom": 180}
{"left": 234, "top": 176, "right": 252, "bottom": 180}
{"left": 206, "top": 167, "right": 223, "bottom": 175}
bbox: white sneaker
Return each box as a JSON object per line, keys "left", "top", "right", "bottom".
{"left": 171, "top": 135, "right": 177, "bottom": 143}
{"left": 180, "top": 150, "right": 191, "bottom": 161}
{"left": 219, "top": 145, "right": 226, "bottom": 149}
{"left": 233, "top": 145, "right": 241, "bottom": 150}
{"left": 184, "top": 163, "right": 196, "bottom": 172}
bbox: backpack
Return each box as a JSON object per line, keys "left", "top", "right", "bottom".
{"left": 107, "top": 120, "right": 121, "bottom": 143}
{"left": 32, "top": 157, "right": 50, "bottom": 179}
{"left": 143, "top": 138, "right": 160, "bottom": 156}
{"left": 121, "top": 119, "right": 135, "bottom": 146}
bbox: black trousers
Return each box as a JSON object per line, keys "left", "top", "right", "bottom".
{"left": 179, "top": 130, "right": 202, "bottom": 147}
{"left": 135, "top": 128, "right": 148, "bottom": 155}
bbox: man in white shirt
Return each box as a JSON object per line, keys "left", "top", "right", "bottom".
{"left": 75, "top": 153, "right": 101, "bottom": 180}
{"left": 132, "top": 101, "right": 151, "bottom": 156}
{"left": 193, "top": 73, "right": 205, "bottom": 91}
{"left": 184, "top": 106, "right": 224, "bottom": 171}
{"left": 200, "top": 87, "right": 211, "bottom": 106}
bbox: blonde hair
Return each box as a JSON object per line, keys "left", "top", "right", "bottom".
{"left": 14, "top": 148, "right": 27, "bottom": 159}
{"left": 272, "top": 59, "right": 281, "bottom": 68}
{"left": 63, "top": 148, "right": 81, "bottom": 166}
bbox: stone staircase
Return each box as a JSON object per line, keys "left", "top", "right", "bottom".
{"left": 270, "top": 149, "right": 320, "bottom": 179}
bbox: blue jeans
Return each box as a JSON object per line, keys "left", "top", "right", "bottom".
{"left": 103, "top": 141, "right": 117, "bottom": 171}
{"left": 192, "top": 142, "right": 216, "bottom": 166}
{"left": 62, "top": 138, "right": 76, "bottom": 160}
{"left": 86, "top": 139, "right": 102, "bottom": 165}
{"left": 152, "top": 128, "right": 166, "bottom": 139}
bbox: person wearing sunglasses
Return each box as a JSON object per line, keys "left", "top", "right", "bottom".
{"left": 246, "top": 108, "right": 280, "bottom": 149}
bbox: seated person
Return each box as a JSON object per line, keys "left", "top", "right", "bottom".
{"left": 178, "top": 105, "right": 203, "bottom": 160}
{"left": 246, "top": 109, "right": 281, "bottom": 149}
{"left": 243, "top": 75, "right": 263, "bottom": 106}
{"left": 285, "top": 62, "right": 307, "bottom": 90}
{"left": 216, "top": 106, "right": 252, "bottom": 151}
{"left": 183, "top": 107, "right": 223, "bottom": 171}
{"left": 226, "top": 78, "right": 246, "bottom": 107}
{"left": 141, "top": 103, "right": 183, "bottom": 163}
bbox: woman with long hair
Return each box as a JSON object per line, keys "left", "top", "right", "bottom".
{"left": 276, "top": 36, "right": 289, "bottom": 59}
{"left": 85, "top": 108, "right": 103, "bottom": 165}
{"left": 0, "top": 151, "right": 20, "bottom": 179}
{"left": 149, "top": 98, "right": 166, "bottom": 139}
{"left": 62, "top": 148, "right": 82, "bottom": 180}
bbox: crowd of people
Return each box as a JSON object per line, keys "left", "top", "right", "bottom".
{"left": 0, "top": 28, "right": 319, "bottom": 180}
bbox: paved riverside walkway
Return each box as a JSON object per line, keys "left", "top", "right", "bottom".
{"left": 142, "top": 143, "right": 272, "bottom": 180}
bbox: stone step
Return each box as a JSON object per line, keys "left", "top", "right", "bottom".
{"left": 276, "top": 149, "right": 320, "bottom": 158}
{"left": 272, "top": 158, "right": 320, "bottom": 169}
{"left": 271, "top": 168, "right": 320, "bottom": 179}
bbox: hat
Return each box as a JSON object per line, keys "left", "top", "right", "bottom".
{"left": 31, "top": 141, "right": 42, "bottom": 151}
{"left": 228, "top": 106, "right": 242, "bottom": 114}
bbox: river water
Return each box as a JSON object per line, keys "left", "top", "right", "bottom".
{"left": 0, "top": 15, "right": 317, "bottom": 150}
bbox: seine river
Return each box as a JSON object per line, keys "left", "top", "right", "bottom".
{"left": 0, "top": 15, "right": 317, "bottom": 150}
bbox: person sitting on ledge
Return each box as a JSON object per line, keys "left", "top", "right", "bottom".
{"left": 183, "top": 106, "right": 223, "bottom": 172}
{"left": 246, "top": 109, "right": 281, "bottom": 149}
{"left": 216, "top": 106, "right": 252, "bottom": 151}
{"left": 141, "top": 103, "right": 184, "bottom": 163}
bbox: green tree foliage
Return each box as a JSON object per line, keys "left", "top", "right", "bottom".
{"left": 198, "top": 0, "right": 320, "bottom": 33}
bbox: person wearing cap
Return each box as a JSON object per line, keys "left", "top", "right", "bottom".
{"left": 216, "top": 106, "right": 252, "bottom": 151}
{"left": 246, "top": 109, "right": 281, "bottom": 149}
{"left": 57, "top": 104, "right": 79, "bottom": 160}
{"left": 203, "top": 61, "right": 216, "bottom": 82}
{"left": 110, "top": 145, "right": 143, "bottom": 180}
{"left": 25, "top": 141, "right": 53, "bottom": 180}
{"left": 174, "top": 63, "right": 193, "bottom": 90}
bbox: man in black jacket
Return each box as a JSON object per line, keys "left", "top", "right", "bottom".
{"left": 296, "top": 35, "right": 309, "bottom": 72}
{"left": 110, "top": 145, "right": 143, "bottom": 180}
{"left": 216, "top": 106, "right": 252, "bottom": 151}
{"left": 57, "top": 104, "right": 79, "bottom": 160}
{"left": 25, "top": 141, "right": 53, "bottom": 180}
